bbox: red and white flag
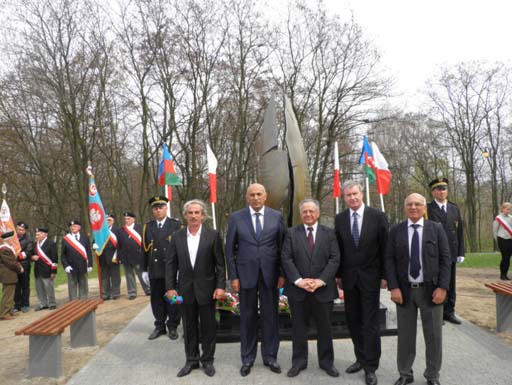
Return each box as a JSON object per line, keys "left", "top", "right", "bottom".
{"left": 207, "top": 144, "right": 218, "bottom": 203}
{"left": 333, "top": 142, "right": 341, "bottom": 198}
{"left": 370, "top": 142, "right": 392, "bottom": 195}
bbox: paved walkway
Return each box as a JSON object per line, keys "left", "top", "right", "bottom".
{"left": 67, "top": 291, "right": 512, "bottom": 385}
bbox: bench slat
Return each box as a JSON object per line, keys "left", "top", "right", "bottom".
{"left": 485, "top": 282, "right": 512, "bottom": 296}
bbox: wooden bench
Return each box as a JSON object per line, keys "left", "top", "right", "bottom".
{"left": 484, "top": 282, "right": 512, "bottom": 333}
{"left": 15, "top": 298, "right": 102, "bottom": 378}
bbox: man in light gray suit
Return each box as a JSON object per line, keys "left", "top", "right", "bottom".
{"left": 226, "top": 183, "right": 286, "bottom": 377}
{"left": 385, "top": 193, "right": 451, "bottom": 385}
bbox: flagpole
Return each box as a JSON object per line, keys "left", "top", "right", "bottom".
{"left": 335, "top": 197, "right": 339, "bottom": 215}
{"left": 379, "top": 193, "right": 385, "bottom": 212}
{"left": 365, "top": 177, "right": 371, "bottom": 206}
{"left": 166, "top": 185, "right": 172, "bottom": 217}
{"left": 211, "top": 203, "right": 217, "bottom": 230}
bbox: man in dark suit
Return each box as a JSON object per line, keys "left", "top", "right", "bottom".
{"left": 118, "top": 211, "right": 150, "bottom": 299}
{"left": 97, "top": 214, "right": 121, "bottom": 300}
{"left": 142, "top": 196, "right": 181, "bottom": 340}
{"left": 386, "top": 193, "right": 451, "bottom": 385}
{"left": 14, "top": 221, "right": 34, "bottom": 313}
{"left": 61, "top": 220, "right": 93, "bottom": 301}
{"left": 334, "top": 181, "right": 388, "bottom": 385}
{"left": 282, "top": 199, "right": 340, "bottom": 378}
{"left": 166, "top": 200, "right": 226, "bottom": 378}
{"left": 427, "top": 177, "right": 465, "bottom": 325}
{"left": 226, "top": 183, "right": 286, "bottom": 376}
{"left": 32, "top": 227, "right": 58, "bottom": 310}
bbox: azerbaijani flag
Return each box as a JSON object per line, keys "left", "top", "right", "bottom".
{"left": 158, "top": 143, "right": 181, "bottom": 187}
{"left": 358, "top": 136, "right": 376, "bottom": 183}
{"left": 0, "top": 198, "right": 22, "bottom": 256}
{"left": 86, "top": 166, "right": 110, "bottom": 255}
{"left": 371, "top": 142, "right": 392, "bottom": 195}
{"left": 333, "top": 142, "right": 341, "bottom": 198}
{"left": 206, "top": 143, "right": 218, "bottom": 203}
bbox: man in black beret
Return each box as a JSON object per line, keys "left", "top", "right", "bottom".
{"left": 32, "top": 227, "right": 58, "bottom": 310}
{"left": 142, "top": 196, "right": 182, "bottom": 340}
{"left": 14, "top": 221, "right": 34, "bottom": 313}
{"left": 427, "top": 178, "right": 465, "bottom": 325}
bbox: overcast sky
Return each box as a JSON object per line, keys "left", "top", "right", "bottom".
{"left": 325, "top": 0, "right": 512, "bottom": 111}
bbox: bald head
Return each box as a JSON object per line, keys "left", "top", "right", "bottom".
{"left": 246, "top": 183, "right": 267, "bottom": 211}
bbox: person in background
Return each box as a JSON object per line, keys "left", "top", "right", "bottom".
{"left": 493, "top": 202, "right": 512, "bottom": 280}
{"left": 97, "top": 214, "right": 121, "bottom": 300}
{"left": 14, "top": 221, "right": 34, "bottom": 313}
{"left": 32, "top": 227, "right": 58, "bottom": 310}
{"left": 0, "top": 231, "right": 23, "bottom": 320}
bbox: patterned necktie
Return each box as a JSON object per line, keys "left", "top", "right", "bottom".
{"left": 254, "top": 213, "right": 262, "bottom": 240}
{"left": 352, "top": 212, "right": 360, "bottom": 247}
{"left": 307, "top": 227, "right": 314, "bottom": 255}
{"left": 410, "top": 224, "right": 421, "bottom": 279}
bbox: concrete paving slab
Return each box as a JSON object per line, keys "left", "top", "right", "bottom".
{"left": 67, "top": 290, "right": 512, "bottom": 385}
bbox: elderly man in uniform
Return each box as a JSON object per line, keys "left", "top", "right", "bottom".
{"left": 14, "top": 221, "right": 34, "bottom": 313}
{"left": 97, "top": 214, "right": 121, "bottom": 300}
{"left": 143, "top": 196, "right": 181, "bottom": 340}
{"left": 118, "top": 211, "right": 150, "bottom": 299}
{"left": 427, "top": 177, "right": 465, "bottom": 325}
{"left": 32, "top": 227, "right": 58, "bottom": 310}
{"left": 0, "top": 231, "right": 24, "bottom": 320}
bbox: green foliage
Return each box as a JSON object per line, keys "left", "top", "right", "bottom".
{"left": 461, "top": 252, "right": 501, "bottom": 268}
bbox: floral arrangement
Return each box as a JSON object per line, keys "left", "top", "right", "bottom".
{"left": 215, "top": 290, "right": 291, "bottom": 315}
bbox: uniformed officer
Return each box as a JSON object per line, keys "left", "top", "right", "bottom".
{"left": 427, "top": 178, "right": 465, "bottom": 325}
{"left": 97, "top": 214, "right": 121, "bottom": 300}
{"left": 14, "top": 221, "right": 34, "bottom": 313}
{"left": 142, "top": 196, "right": 182, "bottom": 340}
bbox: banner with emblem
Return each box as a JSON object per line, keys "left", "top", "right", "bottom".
{"left": 0, "top": 198, "right": 22, "bottom": 256}
{"left": 86, "top": 165, "right": 110, "bottom": 256}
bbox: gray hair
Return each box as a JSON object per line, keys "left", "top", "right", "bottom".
{"left": 183, "top": 199, "right": 209, "bottom": 221}
{"left": 404, "top": 193, "right": 426, "bottom": 206}
{"left": 298, "top": 198, "right": 320, "bottom": 212}
{"left": 342, "top": 180, "right": 364, "bottom": 193}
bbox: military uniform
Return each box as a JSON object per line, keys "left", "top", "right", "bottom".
{"left": 14, "top": 222, "right": 34, "bottom": 312}
{"left": 143, "top": 196, "right": 181, "bottom": 338}
{"left": 98, "top": 224, "right": 121, "bottom": 300}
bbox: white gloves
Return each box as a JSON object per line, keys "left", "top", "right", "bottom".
{"left": 65, "top": 266, "right": 73, "bottom": 274}
{"left": 142, "top": 272, "right": 149, "bottom": 286}
{"left": 87, "top": 267, "right": 93, "bottom": 273}
{"left": 92, "top": 243, "right": 99, "bottom": 250}
{"left": 456, "top": 256, "right": 465, "bottom": 264}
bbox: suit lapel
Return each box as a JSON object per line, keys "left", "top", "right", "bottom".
{"left": 243, "top": 208, "right": 257, "bottom": 240}
{"left": 194, "top": 228, "right": 209, "bottom": 270}
{"left": 298, "top": 225, "right": 311, "bottom": 258}
{"left": 179, "top": 230, "right": 193, "bottom": 270}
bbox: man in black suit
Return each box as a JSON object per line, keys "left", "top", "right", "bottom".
{"left": 118, "top": 211, "right": 150, "bottom": 299}
{"left": 32, "top": 227, "right": 58, "bottom": 310}
{"left": 385, "top": 193, "right": 451, "bottom": 385}
{"left": 166, "top": 200, "right": 226, "bottom": 378}
{"left": 281, "top": 199, "right": 340, "bottom": 378}
{"left": 225, "top": 183, "right": 286, "bottom": 376}
{"left": 14, "top": 221, "right": 34, "bottom": 313}
{"left": 97, "top": 214, "right": 121, "bottom": 300}
{"left": 334, "top": 181, "right": 388, "bottom": 385}
{"left": 142, "top": 196, "right": 181, "bottom": 340}
{"left": 427, "top": 177, "right": 465, "bottom": 325}
{"left": 61, "top": 220, "right": 93, "bottom": 301}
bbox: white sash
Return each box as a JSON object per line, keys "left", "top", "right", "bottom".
{"left": 110, "top": 230, "right": 118, "bottom": 262}
{"left": 64, "top": 234, "right": 88, "bottom": 262}
{"left": 36, "top": 242, "right": 58, "bottom": 270}
{"left": 496, "top": 215, "right": 512, "bottom": 237}
{"left": 123, "top": 225, "right": 142, "bottom": 247}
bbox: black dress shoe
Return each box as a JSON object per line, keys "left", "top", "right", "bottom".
{"left": 49, "top": 306, "right": 57, "bottom": 310}
{"left": 35, "top": 306, "right": 48, "bottom": 311}
{"left": 322, "top": 366, "right": 339, "bottom": 377}
{"left": 443, "top": 314, "right": 462, "bottom": 325}
{"left": 148, "top": 328, "right": 166, "bottom": 340}
{"left": 394, "top": 376, "right": 414, "bottom": 385}
{"left": 203, "top": 363, "right": 215, "bottom": 377}
{"left": 177, "top": 363, "right": 199, "bottom": 377}
{"left": 168, "top": 328, "right": 179, "bottom": 340}
{"left": 240, "top": 365, "right": 251, "bottom": 377}
{"left": 128, "top": 296, "right": 136, "bottom": 300}
{"left": 287, "top": 366, "right": 305, "bottom": 377}
{"left": 346, "top": 361, "right": 363, "bottom": 373}
{"left": 500, "top": 275, "right": 510, "bottom": 280}
{"left": 365, "top": 371, "right": 378, "bottom": 385}
{"left": 427, "top": 380, "right": 441, "bottom": 385}
{"left": 264, "top": 361, "right": 281, "bottom": 373}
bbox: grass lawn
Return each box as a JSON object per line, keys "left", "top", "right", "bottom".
{"left": 462, "top": 252, "right": 501, "bottom": 268}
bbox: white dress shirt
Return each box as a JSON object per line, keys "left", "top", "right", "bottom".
{"left": 249, "top": 206, "right": 265, "bottom": 233}
{"left": 187, "top": 225, "right": 202, "bottom": 268}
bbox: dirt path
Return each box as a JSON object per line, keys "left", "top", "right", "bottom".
{"left": 0, "top": 268, "right": 509, "bottom": 384}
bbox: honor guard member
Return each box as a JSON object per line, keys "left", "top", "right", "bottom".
{"left": 118, "top": 211, "right": 150, "bottom": 299}
{"left": 0, "top": 231, "right": 24, "bottom": 320}
{"left": 97, "top": 214, "right": 121, "bottom": 300}
{"left": 14, "top": 221, "right": 34, "bottom": 313}
{"left": 32, "top": 227, "right": 58, "bottom": 310}
{"left": 143, "top": 196, "right": 182, "bottom": 340}
{"left": 427, "top": 178, "right": 465, "bottom": 325}
{"left": 61, "top": 220, "right": 93, "bottom": 301}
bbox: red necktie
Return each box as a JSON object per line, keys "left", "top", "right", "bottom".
{"left": 307, "top": 227, "right": 314, "bottom": 254}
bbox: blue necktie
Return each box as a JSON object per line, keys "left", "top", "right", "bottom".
{"left": 255, "top": 213, "right": 262, "bottom": 240}
{"left": 352, "top": 212, "right": 360, "bottom": 247}
{"left": 410, "top": 224, "right": 420, "bottom": 279}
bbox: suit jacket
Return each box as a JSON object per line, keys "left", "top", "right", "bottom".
{"left": 142, "top": 217, "right": 181, "bottom": 279}
{"left": 225, "top": 206, "right": 285, "bottom": 289}
{"left": 61, "top": 232, "right": 93, "bottom": 273}
{"left": 385, "top": 219, "right": 451, "bottom": 305}
{"left": 166, "top": 227, "right": 226, "bottom": 306}
{"left": 281, "top": 224, "right": 340, "bottom": 303}
{"left": 98, "top": 226, "right": 119, "bottom": 266}
{"left": 117, "top": 224, "right": 143, "bottom": 265}
{"left": 427, "top": 201, "right": 464, "bottom": 262}
{"left": 18, "top": 233, "right": 35, "bottom": 268}
{"left": 34, "top": 238, "right": 58, "bottom": 278}
{"left": 335, "top": 206, "right": 388, "bottom": 291}
{"left": 0, "top": 245, "right": 22, "bottom": 284}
